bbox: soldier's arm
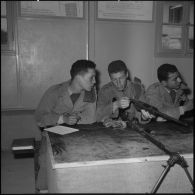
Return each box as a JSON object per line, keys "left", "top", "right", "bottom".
{"left": 96, "top": 88, "right": 118, "bottom": 122}
{"left": 35, "top": 88, "right": 61, "bottom": 127}
{"left": 146, "top": 86, "right": 181, "bottom": 119}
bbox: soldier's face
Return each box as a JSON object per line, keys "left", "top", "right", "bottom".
{"left": 78, "top": 68, "right": 96, "bottom": 91}
{"left": 165, "top": 72, "right": 182, "bottom": 90}
{"left": 110, "top": 71, "right": 128, "bottom": 91}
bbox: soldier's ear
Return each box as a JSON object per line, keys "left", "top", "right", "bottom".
{"left": 126, "top": 72, "right": 128, "bottom": 78}
{"left": 76, "top": 74, "right": 84, "bottom": 83}
{"left": 161, "top": 80, "right": 167, "bottom": 87}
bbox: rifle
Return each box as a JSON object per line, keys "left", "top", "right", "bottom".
{"left": 129, "top": 98, "right": 189, "bottom": 127}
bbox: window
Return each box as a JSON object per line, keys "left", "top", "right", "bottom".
{"left": 155, "top": 1, "right": 194, "bottom": 57}
{"left": 1, "top": 1, "right": 16, "bottom": 53}
{"left": 187, "top": 1, "right": 194, "bottom": 53}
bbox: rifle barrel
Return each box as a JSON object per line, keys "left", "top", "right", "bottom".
{"left": 131, "top": 121, "right": 172, "bottom": 155}
{"left": 130, "top": 98, "right": 189, "bottom": 127}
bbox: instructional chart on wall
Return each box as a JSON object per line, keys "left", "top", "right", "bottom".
{"left": 20, "top": 1, "right": 83, "bottom": 18}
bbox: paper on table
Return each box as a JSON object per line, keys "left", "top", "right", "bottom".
{"left": 44, "top": 125, "right": 79, "bottom": 135}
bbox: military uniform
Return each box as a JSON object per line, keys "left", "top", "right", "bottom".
{"left": 96, "top": 79, "right": 147, "bottom": 123}
{"left": 35, "top": 80, "right": 97, "bottom": 127}
{"left": 34, "top": 80, "right": 97, "bottom": 191}
{"left": 145, "top": 82, "right": 189, "bottom": 119}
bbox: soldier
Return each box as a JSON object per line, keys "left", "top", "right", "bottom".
{"left": 146, "top": 63, "right": 193, "bottom": 120}
{"left": 96, "top": 60, "right": 153, "bottom": 128}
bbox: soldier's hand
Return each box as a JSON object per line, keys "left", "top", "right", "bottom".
{"left": 141, "top": 109, "right": 155, "bottom": 120}
{"left": 178, "top": 93, "right": 188, "bottom": 102}
{"left": 103, "top": 118, "right": 113, "bottom": 127}
{"left": 183, "top": 99, "right": 193, "bottom": 112}
{"left": 156, "top": 117, "right": 167, "bottom": 122}
{"left": 117, "top": 97, "right": 130, "bottom": 109}
{"left": 67, "top": 113, "right": 81, "bottom": 125}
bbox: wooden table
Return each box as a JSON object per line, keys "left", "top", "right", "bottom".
{"left": 46, "top": 119, "right": 193, "bottom": 193}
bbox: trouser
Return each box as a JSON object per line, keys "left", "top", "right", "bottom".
{"left": 35, "top": 132, "right": 47, "bottom": 191}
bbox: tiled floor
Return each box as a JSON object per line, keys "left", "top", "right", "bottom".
{"left": 1, "top": 151, "right": 36, "bottom": 194}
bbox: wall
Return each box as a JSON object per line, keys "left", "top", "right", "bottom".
{"left": 2, "top": 18, "right": 88, "bottom": 110}
{"left": 1, "top": 55, "right": 18, "bottom": 108}
{"left": 17, "top": 18, "right": 87, "bottom": 108}
{"left": 94, "top": 21, "right": 156, "bottom": 89}
{"left": 1, "top": 110, "right": 41, "bottom": 151}
{"left": 1, "top": 2, "right": 193, "bottom": 150}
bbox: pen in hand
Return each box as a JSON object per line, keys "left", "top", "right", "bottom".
{"left": 73, "top": 112, "right": 81, "bottom": 122}
{"left": 67, "top": 112, "right": 81, "bottom": 125}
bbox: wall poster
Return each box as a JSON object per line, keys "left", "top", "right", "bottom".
{"left": 20, "top": 1, "right": 84, "bottom": 18}
{"left": 97, "top": 1, "right": 153, "bottom": 21}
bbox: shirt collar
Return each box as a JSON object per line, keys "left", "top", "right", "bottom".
{"left": 68, "top": 86, "right": 73, "bottom": 96}
{"left": 164, "top": 86, "right": 176, "bottom": 93}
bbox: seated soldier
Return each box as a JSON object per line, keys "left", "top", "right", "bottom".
{"left": 35, "top": 59, "right": 97, "bottom": 127}
{"left": 96, "top": 60, "right": 153, "bottom": 128}
{"left": 146, "top": 63, "right": 193, "bottom": 121}
{"left": 34, "top": 59, "right": 97, "bottom": 192}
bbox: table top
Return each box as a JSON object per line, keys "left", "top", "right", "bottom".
{"left": 48, "top": 118, "right": 193, "bottom": 164}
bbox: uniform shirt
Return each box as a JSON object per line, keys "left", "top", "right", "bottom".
{"left": 145, "top": 82, "right": 189, "bottom": 119}
{"left": 96, "top": 80, "right": 148, "bottom": 123}
{"left": 70, "top": 93, "right": 81, "bottom": 105}
{"left": 35, "top": 80, "right": 97, "bottom": 128}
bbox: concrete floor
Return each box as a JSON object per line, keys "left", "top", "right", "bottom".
{"left": 1, "top": 151, "right": 36, "bottom": 194}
